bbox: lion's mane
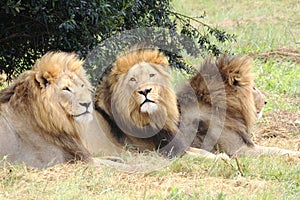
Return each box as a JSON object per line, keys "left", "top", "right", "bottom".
{"left": 94, "top": 45, "right": 184, "bottom": 157}
{"left": 0, "top": 52, "right": 94, "bottom": 167}
{"left": 178, "top": 55, "right": 258, "bottom": 155}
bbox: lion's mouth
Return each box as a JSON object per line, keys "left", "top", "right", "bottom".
{"left": 140, "top": 98, "right": 155, "bottom": 107}
{"left": 74, "top": 111, "right": 90, "bottom": 118}
{"left": 140, "top": 98, "right": 157, "bottom": 114}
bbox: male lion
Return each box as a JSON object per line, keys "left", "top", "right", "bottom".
{"left": 178, "top": 55, "right": 300, "bottom": 157}
{"left": 89, "top": 45, "right": 187, "bottom": 158}
{"left": 0, "top": 52, "right": 118, "bottom": 168}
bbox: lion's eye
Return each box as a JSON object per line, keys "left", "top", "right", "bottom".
{"left": 81, "top": 84, "right": 85, "bottom": 88}
{"left": 62, "top": 87, "right": 72, "bottom": 92}
{"left": 253, "top": 87, "right": 256, "bottom": 90}
{"left": 130, "top": 77, "right": 136, "bottom": 82}
{"left": 149, "top": 73, "right": 155, "bottom": 78}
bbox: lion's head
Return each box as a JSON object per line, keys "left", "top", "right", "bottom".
{"left": 112, "top": 61, "right": 179, "bottom": 135}
{"left": 0, "top": 52, "right": 93, "bottom": 165}
{"left": 94, "top": 46, "right": 183, "bottom": 156}
{"left": 1, "top": 52, "right": 93, "bottom": 125}
{"left": 38, "top": 52, "right": 93, "bottom": 124}
{"left": 31, "top": 52, "right": 93, "bottom": 124}
{"left": 178, "top": 55, "right": 260, "bottom": 154}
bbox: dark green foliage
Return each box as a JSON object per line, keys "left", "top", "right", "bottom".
{"left": 0, "top": 0, "right": 235, "bottom": 80}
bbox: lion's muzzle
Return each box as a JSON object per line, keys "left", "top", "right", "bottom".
{"left": 74, "top": 101, "right": 93, "bottom": 122}
{"left": 138, "top": 88, "right": 158, "bottom": 114}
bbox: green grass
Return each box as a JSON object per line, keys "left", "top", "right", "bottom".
{"left": 254, "top": 58, "right": 300, "bottom": 111}
{"left": 172, "top": 0, "right": 300, "bottom": 111}
{"left": 172, "top": 0, "right": 300, "bottom": 51}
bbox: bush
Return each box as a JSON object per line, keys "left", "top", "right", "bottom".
{"left": 0, "top": 0, "right": 235, "bottom": 80}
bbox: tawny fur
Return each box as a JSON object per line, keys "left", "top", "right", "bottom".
{"left": 253, "top": 86, "right": 267, "bottom": 119}
{"left": 0, "top": 52, "right": 95, "bottom": 168}
{"left": 90, "top": 45, "right": 186, "bottom": 157}
{"left": 178, "top": 55, "right": 300, "bottom": 157}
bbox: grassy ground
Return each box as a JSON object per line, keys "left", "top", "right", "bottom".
{"left": 1, "top": 0, "right": 300, "bottom": 199}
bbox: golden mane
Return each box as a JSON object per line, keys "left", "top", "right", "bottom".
{"left": 216, "top": 55, "right": 256, "bottom": 130}
{"left": 93, "top": 45, "right": 184, "bottom": 157}
{"left": 95, "top": 46, "right": 171, "bottom": 116}
{"left": 34, "top": 52, "right": 84, "bottom": 83}
{"left": 0, "top": 52, "right": 93, "bottom": 167}
{"left": 113, "top": 47, "right": 169, "bottom": 74}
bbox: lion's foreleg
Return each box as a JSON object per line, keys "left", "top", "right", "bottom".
{"left": 186, "top": 147, "right": 230, "bottom": 160}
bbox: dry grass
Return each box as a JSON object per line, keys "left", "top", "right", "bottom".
{"left": 1, "top": 153, "right": 300, "bottom": 199}
{"left": 2, "top": 155, "right": 299, "bottom": 199}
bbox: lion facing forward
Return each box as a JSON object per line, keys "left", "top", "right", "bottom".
{"left": 89, "top": 45, "right": 187, "bottom": 157}
{"left": 178, "top": 55, "right": 300, "bottom": 157}
{"left": 0, "top": 52, "right": 96, "bottom": 168}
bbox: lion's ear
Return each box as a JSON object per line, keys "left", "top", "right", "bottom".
{"left": 35, "top": 70, "right": 58, "bottom": 88}
{"left": 35, "top": 73, "right": 48, "bottom": 88}
{"left": 230, "top": 77, "right": 240, "bottom": 86}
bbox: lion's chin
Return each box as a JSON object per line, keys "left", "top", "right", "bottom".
{"left": 74, "top": 113, "right": 93, "bottom": 123}
{"left": 140, "top": 102, "right": 158, "bottom": 114}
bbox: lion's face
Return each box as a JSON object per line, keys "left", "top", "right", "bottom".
{"left": 126, "top": 62, "right": 167, "bottom": 114}
{"left": 110, "top": 61, "right": 178, "bottom": 136}
{"left": 253, "top": 86, "right": 267, "bottom": 119}
{"left": 32, "top": 52, "right": 93, "bottom": 124}
{"left": 48, "top": 72, "right": 92, "bottom": 123}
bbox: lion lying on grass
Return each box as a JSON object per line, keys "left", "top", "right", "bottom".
{"left": 84, "top": 45, "right": 298, "bottom": 161}
{"left": 83, "top": 44, "right": 229, "bottom": 161}
{"left": 177, "top": 55, "right": 300, "bottom": 157}
{"left": 0, "top": 52, "right": 121, "bottom": 168}
{"left": 86, "top": 44, "right": 187, "bottom": 158}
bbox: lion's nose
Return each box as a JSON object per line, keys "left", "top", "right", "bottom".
{"left": 264, "top": 100, "right": 267, "bottom": 105}
{"left": 138, "top": 88, "right": 152, "bottom": 96}
{"left": 79, "top": 102, "right": 91, "bottom": 109}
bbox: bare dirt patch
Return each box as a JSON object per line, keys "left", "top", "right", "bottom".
{"left": 253, "top": 109, "right": 300, "bottom": 151}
